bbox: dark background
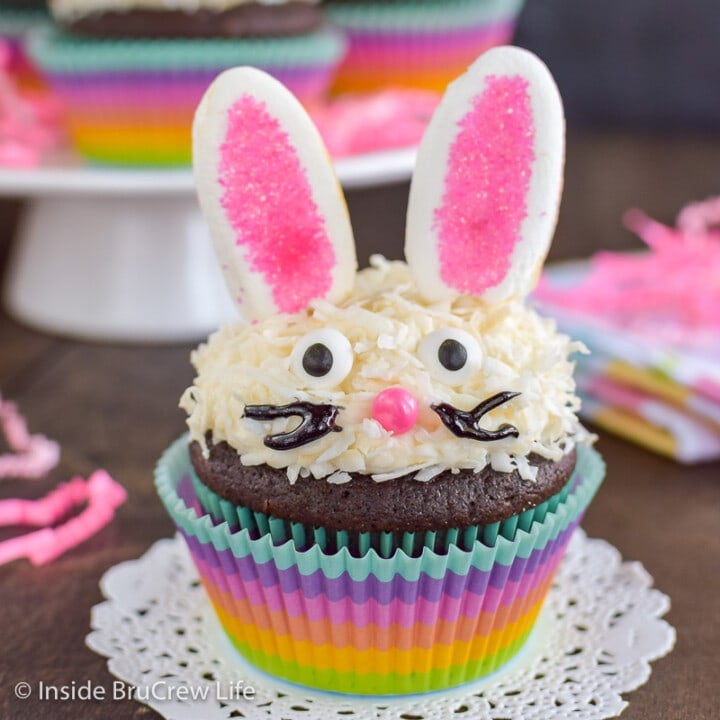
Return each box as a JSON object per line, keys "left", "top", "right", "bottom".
{"left": 518, "top": 0, "right": 720, "bottom": 129}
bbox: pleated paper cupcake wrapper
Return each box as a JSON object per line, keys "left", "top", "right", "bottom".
{"left": 326, "top": 0, "right": 525, "bottom": 33}
{"left": 190, "top": 465, "right": 578, "bottom": 557}
{"left": 328, "top": 0, "right": 523, "bottom": 93}
{"left": 27, "top": 27, "right": 345, "bottom": 165}
{"left": 0, "top": 9, "right": 51, "bottom": 90}
{"left": 155, "top": 437, "right": 603, "bottom": 694}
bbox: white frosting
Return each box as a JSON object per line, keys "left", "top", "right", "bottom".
{"left": 50, "top": 0, "right": 318, "bottom": 21}
{"left": 182, "top": 257, "right": 591, "bottom": 483}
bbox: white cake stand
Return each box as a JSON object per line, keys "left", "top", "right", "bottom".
{"left": 0, "top": 147, "right": 417, "bottom": 343}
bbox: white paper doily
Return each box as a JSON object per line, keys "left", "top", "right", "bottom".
{"left": 86, "top": 529, "right": 675, "bottom": 720}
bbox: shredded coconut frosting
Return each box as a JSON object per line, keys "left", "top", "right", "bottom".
{"left": 182, "top": 257, "right": 591, "bottom": 483}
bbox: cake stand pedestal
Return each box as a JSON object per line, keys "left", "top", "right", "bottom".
{"left": 6, "top": 194, "right": 235, "bottom": 343}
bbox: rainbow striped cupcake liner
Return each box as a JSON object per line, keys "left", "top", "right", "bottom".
{"left": 27, "top": 27, "right": 346, "bottom": 166}
{"left": 327, "top": 0, "right": 525, "bottom": 94}
{"left": 156, "top": 437, "right": 603, "bottom": 695}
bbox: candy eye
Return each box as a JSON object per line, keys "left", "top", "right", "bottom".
{"left": 291, "top": 329, "right": 353, "bottom": 387}
{"left": 419, "top": 328, "right": 482, "bottom": 385}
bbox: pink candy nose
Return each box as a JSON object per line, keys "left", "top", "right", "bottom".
{"left": 372, "top": 387, "right": 419, "bottom": 435}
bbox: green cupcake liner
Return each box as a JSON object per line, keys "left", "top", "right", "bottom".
{"left": 156, "top": 435, "right": 604, "bottom": 577}
{"left": 326, "top": 0, "right": 525, "bottom": 32}
{"left": 27, "top": 24, "right": 346, "bottom": 74}
{"left": 189, "top": 462, "right": 576, "bottom": 558}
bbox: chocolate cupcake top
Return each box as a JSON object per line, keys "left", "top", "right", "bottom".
{"left": 183, "top": 48, "right": 592, "bottom": 486}
{"left": 50, "top": 0, "right": 320, "bottom": 18}
{"left": 191, "top": 439, "right": 578, "bottom": 531}
{"left": 49, "top": 0, "right": 323, "bottom": 38}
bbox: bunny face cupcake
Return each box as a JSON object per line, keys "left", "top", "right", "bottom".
{"left": 156, "top": 47, "right": 604, "bottom": 694}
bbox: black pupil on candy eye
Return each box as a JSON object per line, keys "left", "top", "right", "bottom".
{"left": 438, "top": 339, "right": 467, "bottom": 371}
{"left": 302, "top": 343, "right": 334, "bottom": 377}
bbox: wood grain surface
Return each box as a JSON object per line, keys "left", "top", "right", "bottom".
{"left": 0, "top": 132, "right": 719, "bottom": 720}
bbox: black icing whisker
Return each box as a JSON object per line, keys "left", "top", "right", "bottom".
{"left": 243, "top": 401, "right": 342, "bottom": 451}
{"left": 432, "top": 391, "right": 521, "bottom": 442}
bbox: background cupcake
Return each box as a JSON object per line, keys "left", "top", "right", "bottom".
{"left": 156, "top": 48, "right": 604, "bottom": 695}
{"left": 327, "top": 0, "right": 526, "bottom": 94}
{"left": 28, "top": 0, "right": 344, "bottom": 165}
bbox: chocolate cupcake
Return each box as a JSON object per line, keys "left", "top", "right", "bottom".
{"left": 156, "top": 48, "right": 604, "bottom": 695}
{"left": 190, "top": 438, "right": 577, "bottom": 533}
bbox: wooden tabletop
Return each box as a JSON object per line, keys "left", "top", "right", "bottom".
{"left": 1, "top": 131, "right": 719, "bottom": 720}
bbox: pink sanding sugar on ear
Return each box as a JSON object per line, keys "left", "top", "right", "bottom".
{"left": 434, "top": 75, "right": 535, "bottom": 295}
{"left": 219, "top": 95, "right": 336, "bottom": 314}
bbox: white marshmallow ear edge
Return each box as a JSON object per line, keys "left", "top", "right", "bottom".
{"left": 192, "top": 66, "right": 357, "bottom": 322}
{"left": 405, "top": 46, "right": 565, "bottom": 303}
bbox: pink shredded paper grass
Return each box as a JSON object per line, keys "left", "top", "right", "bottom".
{"left": 536, "top": 198, "right": 720, "bottom": 348}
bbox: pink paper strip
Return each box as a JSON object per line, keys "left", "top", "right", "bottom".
{"left": 0, "top": 395, "right": 60, "bottom": 479}
{"left": 0, "top": 470, "right": 127, "bottom": 566}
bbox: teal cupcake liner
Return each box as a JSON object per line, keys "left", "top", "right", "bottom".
{"left": 0, "top": 8, "right": 49, "bottom": 38}
{"left": 189, "top": 461, "right": 578, "bottom": 558}
{"left": 27, "top": 24, "right": 347, "bottom": 74}
{"left": 326, "top": 0, "right": 525, "bottom": 32}
{"left": 156, "top": 435, "right": 604, "bottom": 575}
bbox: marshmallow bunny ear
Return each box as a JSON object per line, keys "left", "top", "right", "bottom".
{"left": 193, "top": 67, "right": 357, "bottom": 321}
{"left": 405, "top": 46, "right": 565, "bottom": 303}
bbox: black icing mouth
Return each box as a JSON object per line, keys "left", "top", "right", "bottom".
{"left": 243, "top": 401, "right": 342, "bottom": 451}
{"left": 431, "top": 391, "right": 521, "bottom": 442}
{"left": 244, "top": 391, "right": 519, "bottom": 451}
